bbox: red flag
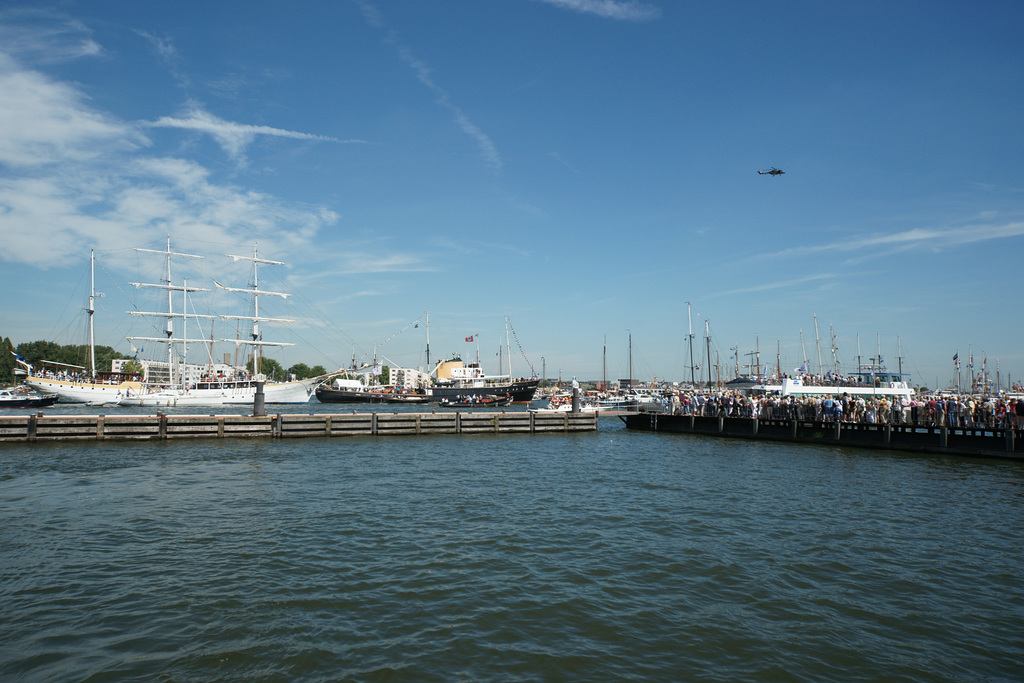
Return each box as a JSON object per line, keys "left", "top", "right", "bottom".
{"left": 465, "top": 335, "right": 474, "bottom": 342}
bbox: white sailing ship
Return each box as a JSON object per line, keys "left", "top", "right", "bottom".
{"left": 23, "top": 239, "right": 327, "bottom": 406}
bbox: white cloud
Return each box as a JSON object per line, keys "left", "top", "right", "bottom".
{"left": 766, "top": 221, "right": 1024, "bottom": 261}
{"left": 351, "top": 7, "right": 502, "bottom": 171}
{"left": 0, "top": 54, "right": 146, "bottom": 167}
{"left": 147, "top": 105, "right": 364, "bottom": 162}
{"left": 0, "top": 55, "right": 338, "bottom": 268}
{"left": 713, "top": 274, "right": 837, "bottom": 297}
{"left": 332, "top": 252, "right": 437, "bottom": 275}
{"left": 0, "top": 8, "right": 102, "bottom": 64}
{"left": 392, "top": 41, "right": 503, "bottom": 170}
{"left": 532, "top": 0, "right": 661, "bottom": 21}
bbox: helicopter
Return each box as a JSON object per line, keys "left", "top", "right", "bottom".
{"left": 758, "top": 167, "right": 785, "bottom": 176}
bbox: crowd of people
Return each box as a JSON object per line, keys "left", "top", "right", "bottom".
{"left": 658, "top": 391, "right": 1024, "bottom": 429}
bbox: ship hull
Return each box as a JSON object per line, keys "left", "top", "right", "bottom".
{"left": 427, "top": 379, "right": 539, "bottom": 404}
{"left": 25, "top": 376, "right": 142, "bottom": 404}
{"left": 27, "top": 374, "right": 317, "bottom": 405}
{"left": 315, "top": 386, "right": 396, "bottom": 403}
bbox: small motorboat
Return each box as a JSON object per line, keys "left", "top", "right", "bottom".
{"left": 0, "top": 387, "right": 59, "bottom": 408}
{"left": 438, "top": 395, "right": 513, "bottom": 408}
{"left": 383, "top": 393, "right": 431, "bottom": 404}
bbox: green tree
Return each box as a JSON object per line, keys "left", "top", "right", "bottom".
{"left": 14, "top": 340, "right": 130, "bottom": 375}
{"left": 247, "top": 356, "right": 284, "bottom": 380}
{"left": 288, "top": 362, "right": 312, "bottom": 379}
{"left": 0, "top": 337, "right": 15, "bottom": 386}
{"left": 379, "top": 365, "right": 390, "bottom": 385}
{"left": 310, "top": 365, "right": 326, "bottom": 377}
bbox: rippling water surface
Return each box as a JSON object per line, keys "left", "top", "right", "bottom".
{"left": 1, "top": 412, "right": 1022, "bottom": 681}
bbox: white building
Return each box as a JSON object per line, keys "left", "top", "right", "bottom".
{"left": 390, "top": 367, "right": 430, "bottom": 390}
{"left": 111, "top": 358, "right": 244, "bottom": 385}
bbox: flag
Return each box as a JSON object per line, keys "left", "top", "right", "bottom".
{"left": 465, "top": 335, "right": 474, "bottom": 342}
{"left": 796, "top": 363, "right": 808, "bottom": 373}
{"left": 12, "top": 352, "right": 25, "bottom": 361}
{"left": 952, "top": 352, "right": 959, "bottom": 364}
{"left": 414, "top": 323, "right": 419, "bottom": 328}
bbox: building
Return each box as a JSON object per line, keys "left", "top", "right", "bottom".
{"left": 390, "top": 366, "right": 430, "bottom": 390}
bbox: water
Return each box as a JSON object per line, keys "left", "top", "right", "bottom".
{"left": 2, "top": 413, "right": 1022, "bottom": 681}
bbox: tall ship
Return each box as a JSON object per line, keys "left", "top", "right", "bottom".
{"left": 21, "top": 240, "right": 328, "bottom": 406}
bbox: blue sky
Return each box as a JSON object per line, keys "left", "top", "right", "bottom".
{"left": 1, "top": 1, "right": 1022, "bottom": 389}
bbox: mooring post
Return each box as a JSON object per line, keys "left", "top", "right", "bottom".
{"left": 253, "top": 380, "right": 266, "bottom": 417}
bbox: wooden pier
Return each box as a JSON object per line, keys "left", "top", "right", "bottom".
{"left": 623, "top": 413, "right": 1024, "bottom": 461}
{"left": 0, "top": 411, "right": 598, "bottom": 442}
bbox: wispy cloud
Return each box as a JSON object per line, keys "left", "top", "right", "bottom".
{"left": 354, "top": 1, "right": 502, "bottom": 171}
{"left": 0, "top": 7, "right": 102, "bottom": 64}
{"left": 532, "top": 0, "right": 661, "bottom": 21}
{"left": 713, "top": 274, "right": 837, "bottom": 297}
{"left": 332, "top": 252, "right": 438, "bottom": 275}
{"left": 148, "top": 105, "right": 365, "bottom": 163}
{"left": 765, "top": 221, "right": 1024, "bottom": 262}
{"left": 135, "top": 30, "right": 191, "bottom": 89}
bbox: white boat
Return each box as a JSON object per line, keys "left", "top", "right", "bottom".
{"left": 118, "top": 389, "right": 225, "bottom": 408}
{"left": 596, "top": 389, "right": 661, "bottom": 411}
{"left": 22, "top": 241, "right": 328, "bottom": 406}
{"left": 756, "top": 371, "right": 915, "bottom": 400}
{"left": 0, "top": 387, "right": 58, "bottom": 408}
{"left": 529, "top": 402, "right": 605, "bottom": 414}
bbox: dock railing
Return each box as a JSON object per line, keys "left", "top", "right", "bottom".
{"left": 0, "top": 410, "right": 598, "bottom": 442}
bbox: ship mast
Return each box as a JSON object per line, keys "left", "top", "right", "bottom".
{"left": 799, "top": 330, "right": 809, "bottom": 374}
{"left": 88, "top": 248, "right": 96, "bottom": 380}
{"left": 813, "top": 314, "right": 823, "bottom": 376}
{"left": 704, "top": 320, "right": 712, "bottom": 389}
{"left": 830, "top": 324, "right": 840, "bottom": 375}
{"left": 686, "top": 302, "right": 695, "bottom": 387}
{"left": 505, "top": 314, "right": 512, "bottom": 379}
{"left": 603, "top": 335, "right": 607, "bottom": 391}
{"left": 128, "top": 237, "right": 212, "bottom": 387}
{"left": 216, "top": 244, "right": 294, "bottom": 379}
{"left": 628, "top": 330, "right": 633, "bottom": 390}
